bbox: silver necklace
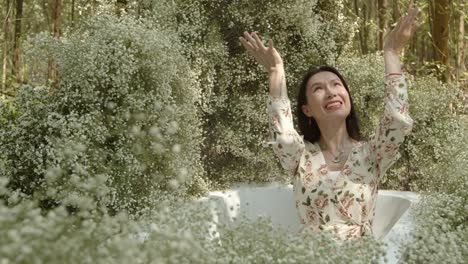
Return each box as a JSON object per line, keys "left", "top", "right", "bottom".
{"left": 330, "top": 149, "right": 344, "bottom": 163}
{"left": 324, "top": 142, "right": 345, "bottom": 163}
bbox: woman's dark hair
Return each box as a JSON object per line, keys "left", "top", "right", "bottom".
{"left": 296, "top": 65, "right": 361, "bottom": 143}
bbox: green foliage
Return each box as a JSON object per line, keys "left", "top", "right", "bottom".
{"left": 0, "top": 1, "right": 467, "bottom": 262}
{"left": 1, "top": 14, "right": 205, "bottom": 212}
{"left": 13, "top": 0, "right": 362, "bottom": 191}
{"left": 0, "top": 175, "right": 386, "bottom": 264}
{"left": 214, "top": 217, "right": 385, "bottom": 263}
{"left": 400, "top": 191, "right": 468, "bottom": 264}
{"left": 0, "top": 86, "right": 53, "bottom": 197}
{"left": 337, "top": 55, "right": 467, "bottom": 263}
{"left": 337, "top": 54, "right": 467, "bottom": 194}
{"left": 336, "top": 54, "right": 387, "bottom": 139}
{"left": 0, "top": 185, "right": 216, "bottom": 263}
{"left": 159, "top": 0, "right": 359, "bottom": 188}
{"left": 402, "top": 78, "right": 467, "bottom": 193}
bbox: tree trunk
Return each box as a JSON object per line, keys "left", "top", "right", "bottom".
{"left": 456, "top": 10, "right": 465, "bottom": 82}
{"left": 41, "top": 0, "right": 50, "bottom": 29}
{"left": 369, "top": 0, "right": 378, "bottom": 52}
{"left": 377, "top": 0, "right": 388, "bottom": 51}
{"left": 52, "top": 0, "right": 61, "bottom": 38}
{"left": 432, "top": 0, "right": 452, "bottom": 82}
{"left": 419, "top": 28, "right": 426, "bottom": 71}
{"left": 12, "top": 0, "right": 23, "bottom": 83}
{"left": 2, "top": 0, "right": 12, "bottom": 92}
{"left": 115, "top": 0, "right": 128, "bottom": 16}
{"left": 71, "top": 0, "right": 75, "bottom": 28}
{"left": 48, "top": 0, "right": 61, "bottom": 85}
{"left": 91, "top": 0, "right": 98, "bottom": 15}
{"left": 361, "top": 1, "right": 369, "bottom": 54}
{"left": 353, "top": 0, "right": 364, "bottom": 54}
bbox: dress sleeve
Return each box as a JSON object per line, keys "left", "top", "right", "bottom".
{"left": 265, "top": 95, "right": 305, "bottom": 178}
{"left": 370, "top": 74, "right": 413, "bottom": 178}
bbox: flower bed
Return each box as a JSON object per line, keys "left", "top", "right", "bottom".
{"left": 200, "top": 184, "right": 420, "bottom": 264}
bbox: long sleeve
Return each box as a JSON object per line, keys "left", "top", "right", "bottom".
{"left": 370, "top": 74, "right": 413, "bottom": 178}
{"left": 266, "top": 95, "right": 305, "bottom": 178}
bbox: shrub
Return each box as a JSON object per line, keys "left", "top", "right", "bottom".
{"left": 337, "top": 54, "right": 467, "bottom": 193}
{"left": 84, "top": 0, "right": 363, "bottom": 191}
{"left": 0, "top": 182, "right": 216, "bottom": 263}
{"left": 1, "top": 2, "right": 466, "bottom": 263}
{"left": 0, "top": 175, "right": 386, "bottom": 264}
{"left": 213, "top": 217, "right": 385, "bottom": 263}
{"left": 0, "top": 14, "right": 205, "bottom": 212}
{"left": 402, "top": 78, "right": 467, "bottom": 194}
{"left": 189, "top": 0, "right": 357, "bottom": 187}
{"left": 400, "top": 191, "right": 467, "bottom": 264}
{"left": 78, "top": 0, "right": 466, "bottom": 197}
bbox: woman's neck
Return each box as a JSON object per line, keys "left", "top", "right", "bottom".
{"left": 317, "top": 120, "right": 353, "bottom": 154}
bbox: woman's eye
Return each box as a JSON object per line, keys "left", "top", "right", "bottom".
{"left": 334, "top": 82, "right": 342, "bottom": 86}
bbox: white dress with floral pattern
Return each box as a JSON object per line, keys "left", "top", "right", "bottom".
{"left": 266, "top": 75, "right": 413, "bottom": 240}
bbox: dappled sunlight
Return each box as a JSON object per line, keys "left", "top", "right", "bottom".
{"left": 0, "top": 0, "right": 466, "bottom": 263}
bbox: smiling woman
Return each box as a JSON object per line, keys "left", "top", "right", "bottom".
{"left": 296, "top": 66, "right": 361, "bottom": 157}
{"left": 239, "top": 6, "right": 422, "bottom": 240}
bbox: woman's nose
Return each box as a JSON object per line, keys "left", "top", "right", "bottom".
{"left": 325, "top": 85, "right": 337, "bottom": 98}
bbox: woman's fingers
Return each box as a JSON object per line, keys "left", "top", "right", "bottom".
{"left": 406, "top": 8, "right": 418, "bottom": 27}
{"left": 393, "top": 16, "right": 403, "bottom": 32}
{"left": 240, "top": 37, "right": 262, "bottom": 61}
{"left": 409, "top": 6, "right": 418, "bottom": 18}
{"left": 239, "top": 37, "right": 252, "bottom": 50}
{"left": 411, "top": 12, "right": 424, "bottom": 34}
{"left": 239, "top": 35, "right": 263, "bottom": 63}
{"left": 243, "top": 31, "right": 259, "bottom": 49}
{"left": 242, "top": 31, "right": 270, "bottom": 52}
{"left": 239, "top": 37, "right": 258, "bottom": 59}
{"left": 268, "top": 39, "right": 274, "bottom": 50}
{"left": 391, "top": 6, "right": 418, "bottom": 38}
{"left": 239, "top": 31, "right": 282, "bottom": 71}
{"left": 404, "top": 7, "right": 420, "bottom": 37}
{"left": 384, "top": 6, "right": 415, "bottom": 52}
{"left": 252, "top": 32, "right": 267, "bottom": 50}
{"left": 411, "top": 8, "right": 424, "bottom": 27}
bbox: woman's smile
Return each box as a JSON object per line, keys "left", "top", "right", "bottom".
{"left": 324, "top": 100, "right": 343, "bottom": 110}
{"left": 301, "top": 71, "right": 351, "bottom": 121}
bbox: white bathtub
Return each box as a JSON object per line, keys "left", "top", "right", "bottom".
{"left": 202, "top": 183, "right": 420, "bottom": 264}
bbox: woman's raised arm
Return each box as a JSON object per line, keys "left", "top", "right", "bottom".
{"left": 240, "top": 32, "right": 305, "bottom": 178}
{"left": 383, "top": 6, "right": 422, "bottom": 73}
{"left": 239, "top": 32, "right": 287, "bottom": 99}
{"left": 371, "top": 6, "right": 422, "bottom": 178}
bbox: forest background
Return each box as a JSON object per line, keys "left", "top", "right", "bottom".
{"left": 0, "top": 0, "right": 466, "bottom": 263}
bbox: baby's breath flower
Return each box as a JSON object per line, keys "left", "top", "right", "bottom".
{"left": 172, "top": 144, "right": 181, "bottom": 153}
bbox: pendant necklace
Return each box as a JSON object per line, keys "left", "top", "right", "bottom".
{"left": 331, "top": 150, "right": 344, "bottom": 163}
{"left": 330, "top": 144, "right": 344, "bottom": 163}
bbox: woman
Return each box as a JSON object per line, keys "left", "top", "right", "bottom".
{"left": 239, "top": 7, "right": 421, "bottom": 240}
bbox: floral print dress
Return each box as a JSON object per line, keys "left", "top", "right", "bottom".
{"left": 266, "top": 75, "right": 413, "bottom": 240}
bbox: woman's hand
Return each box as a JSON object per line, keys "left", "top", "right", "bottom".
{"left": 384, "top": 6, "right": 422, "bottom": 54}
{"left": 240, "top": 32, "right": 287, "bottom": 98}
{"left": 239, "top": 32, "right": 283, "bottom": 74}
{"left": 383, "top": 6, "right": 422, "bottom": 73}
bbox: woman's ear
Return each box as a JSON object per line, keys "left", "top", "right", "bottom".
{"left": 301, "top": 104, "right": 313, "bottom": 118}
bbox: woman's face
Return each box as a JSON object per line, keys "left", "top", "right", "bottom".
{"left": 301, "top": 71, "right": 351, "bottom": 122}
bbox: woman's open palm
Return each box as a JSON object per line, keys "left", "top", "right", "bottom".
{"left": 384, "top": 6, "right": 422, "bottom": 53}
{"left": 239, "top": 32, "right": 283, "bottom": 73}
